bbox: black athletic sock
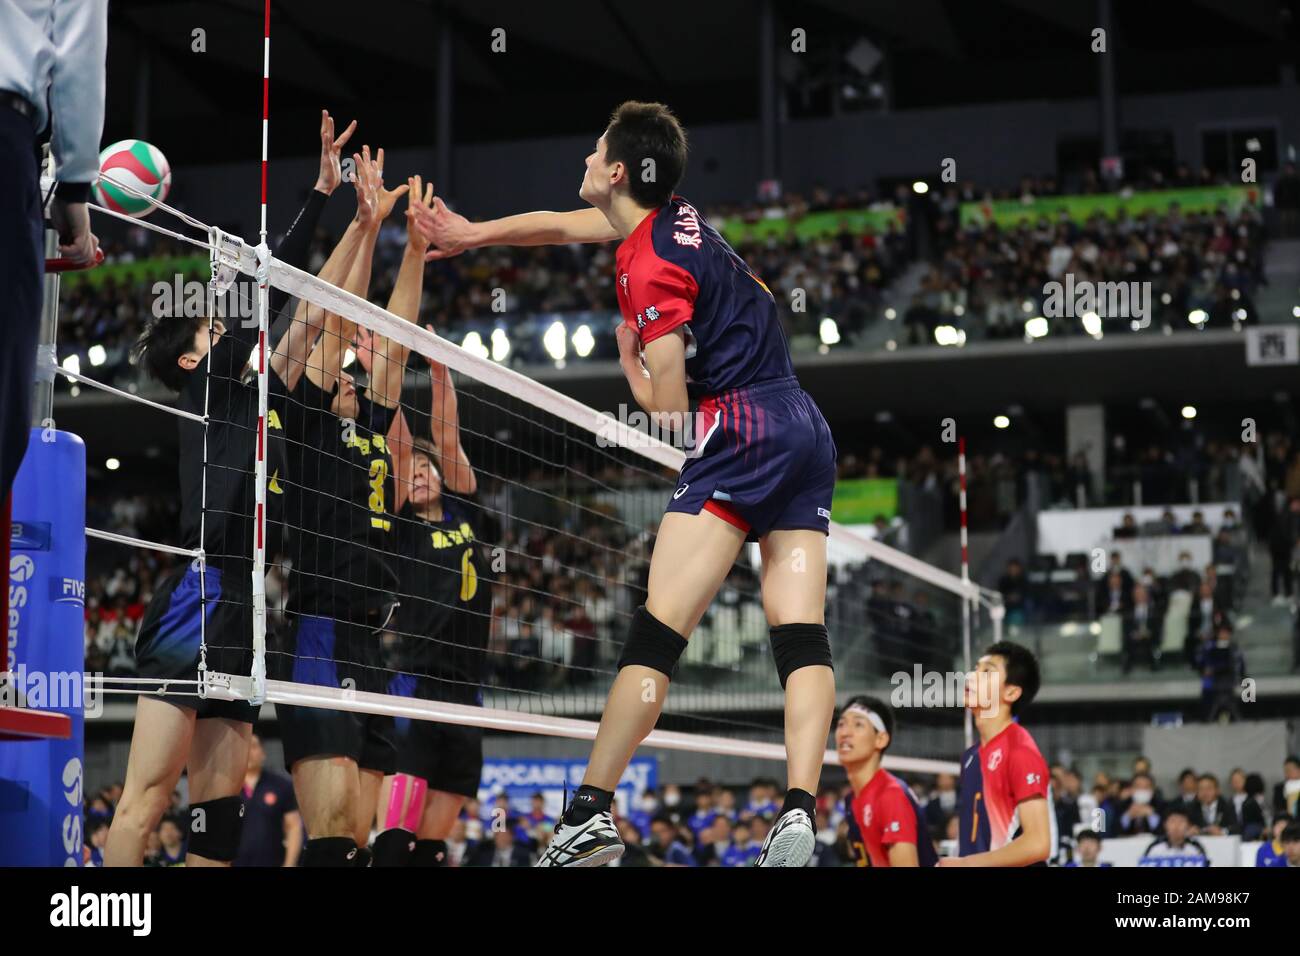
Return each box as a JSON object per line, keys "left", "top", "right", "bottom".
{"left": 352, "top": 846, "right": 373, "bottom": 868}
{"left": 412, "top": 839, "right": 449, "bottom": 867}
{"left": 372, "top": 828, "right": 416, "bottom": 867}
{"left": 563, "top": 785, "right": 615, "bottom": 825}
{"left": 780, "top": 788, "right": 818, "bottom": 832}
{"left": 301, "top": 837, "right": 359, "bottom": 867}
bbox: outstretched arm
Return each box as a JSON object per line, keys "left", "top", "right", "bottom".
{"left": 305, "top": 145, "right": 403, "bottom": 394}
{"left": 361, "top": 175, "right": 436, "bottom": 409}
{"left": 416, "top": 201, "right": 618, "bottom": 261}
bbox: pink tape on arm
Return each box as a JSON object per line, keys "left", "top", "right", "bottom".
{"left": 403, "top": 777, "right": 428, "bottom": 832}
{"left": 383, "top": 774, "right": 410, "bottom": 830}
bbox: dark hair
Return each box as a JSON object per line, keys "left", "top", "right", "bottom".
{"left": 410, "top": 436, "right": 443, "bottom": 482}
{"left": 1165, "top": 806, "right": 1191, "bottom": 823}
{"left": 1282, "top": 823, "right": 1300, "bottom": 843}
{"left": 1285, "top": 755, "right": 1300, "bottom": 768}
{"left": 1198, "top": 773, "right": 1218, "bottom": 786}
{"left": 840, "top": 694, "right": 896, "bottom": 750}
{"left": 1075, "top": 829, "right": 1102, "bottom": 844}
{"left": 133, "top": 315, "right": 206, "bottom": 392}
{"left": 1245, "top": 773, "right": 1266, "bottom": 797}
{"left": 983, "top": 641, "right": 1041, "bottom": 716}
{"left": 1179, "top": 768, "right": 1197, "bottom": 782}
{"left": 604, "top": 101, "right": 688, "bottom": 208}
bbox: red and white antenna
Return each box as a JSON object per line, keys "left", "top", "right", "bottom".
{"left": 249, "top": 0, "right": 272, "bottom": 703}
{"left": 958, "top": 436, "right": 973, "bottom": 749}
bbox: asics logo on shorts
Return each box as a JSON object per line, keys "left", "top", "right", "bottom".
{"left": 674, "top": 483, "right": 690, "bottom": 500}
{"left": 817, "top": 508, "right": 831, "bottom": 519}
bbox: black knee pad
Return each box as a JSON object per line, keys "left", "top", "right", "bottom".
{"left": 770, "top": 623, "right": 833, "bottom": 688}
{"left": 187, "top": 796, "right": 245, "bottom": 863}
{"left": 617, "top": 606, "right": 688, "bottom": 679}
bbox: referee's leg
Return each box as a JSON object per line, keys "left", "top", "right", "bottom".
{"left": 0, "top": 103, "right": 44, "bottom": 502}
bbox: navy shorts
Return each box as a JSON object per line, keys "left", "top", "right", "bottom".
{"left": 667, "top": 376, "right": 837, "bottom": 542}
{"left": 134, "top": 565, "right": 258, "bottom": 723}
{"left": 387, "top": 673, "right": 484, "bottom": 797}
{"left": 276, "top": 614, "right": 396, "bottom": 773}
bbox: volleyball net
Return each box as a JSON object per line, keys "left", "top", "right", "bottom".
{"left": 56, "top": 181, "right": 1006, "bottom": 777}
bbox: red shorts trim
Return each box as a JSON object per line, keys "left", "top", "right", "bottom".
{"left": 703, "top": 498, "right": 751, "bottom": 532}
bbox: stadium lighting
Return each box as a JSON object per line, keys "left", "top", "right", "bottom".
{"left": 1188, "top": 309, "right": 1208, "bottom": 327}
{"left": 87, "top": 344, "right": 107, "bottom": 367}
{"left": 105, "top": 458, "right": 120, "bottom": 471}
{"left": 543, "top": 321, "right": 567, "bottom": 361}
{"left": 994, "top": 415, "right": 1010, "bottom": 429}
{"left": 819, "top": 317, "right": 841, "bottom": 346}
{"left": 491, "top": 328, "right": 510, "bottom": 362}
{"left": 571, "top": 324, "right": 595, "bottom": 357}
{"left": 1292, "top": 306, "right": 1300, "bottom": 318}
{"left": 1230, "top": 288, "right": 1240, "bottom": 300}
{"left": 934, "top": 324, "right": 960, "bottom": 346}
{"left": 1022, "top": 300, "right": 1035, "bottom": 314}
{"left": 953, "top": 304, "right": 965, "bottom": 317}
{"left": 1080, "top": 311, "right": 1102, "bottom": 338}
{"left": 1025, "top": 316, "right": 1049, "bottom": 339}
{"left": 1233, "top": 309, "right": 1247, "bottom": 322}
{"left": 912, "top": 181, "right": 929, "bottom": 195}
{"left": 461, "top": 330, "right": 489, "bottom": 360}
{"left": 61, "top": 354, "right": 80, "bottom": 382}
{"left": 884, "top": 307, "right": 897, "bottom": 320}
{"left": 1182, "top": 405, "right": 1197, "bottom": 420}
{"left": 885, "top": 339, "right": 897, "bottom": 351}
{"left": 1161, "top": 293, "right": 1172, "bottom": 305}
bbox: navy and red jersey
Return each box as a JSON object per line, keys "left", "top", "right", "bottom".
{"left": 957, "top": 743, "right": 991, "bottom": 856}
{"left": 966, "top": 723, "right": 1054, "bottom": 856}
{"left": 614, "top": 195, "right": 795, "bottom": 397}
{"left": 843, "top": 770, "right": 938, "bottom": 867}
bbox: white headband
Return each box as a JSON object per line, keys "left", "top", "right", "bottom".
{"left": 844, "top": 703, "right": 887, "bottom": 734}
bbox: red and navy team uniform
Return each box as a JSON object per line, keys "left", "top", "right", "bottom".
{"left": 962, "top": 723, "right": 1054, "bottom": 860}
{"left": 843, "top": 770, "right": 938, "bottom": 867}
{"left": 614, "top": 195, "right": 837, "bottom": 541}
{"left": 957, "top": 743, "right": 990, "bottom": 855}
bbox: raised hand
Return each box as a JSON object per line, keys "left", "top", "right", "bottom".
{"left": 371, "top": 148, "right": 409, "bottom": 221}
{"left": 351, "top": 145, "right": 381, "bottom": 228}
{"left": 419, "top": 195, "right": 476, "bottom": 262}
{"left": 405, "top": 175, "right": 437, "bottom": 252}
{"left": 314, "top": 109, "right": 357, "bottom": 195}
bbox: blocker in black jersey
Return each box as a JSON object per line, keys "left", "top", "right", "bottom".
{"left": 136, "top": 308, "right": 288, "bottom": 716}
{"left": 389, "top": 495, "right": 492, "bottom": 693}
{"left": 280, "top": 371, "right": 398, "bottom": 628}
{"left": 386, "top": 494, "right": 492, "bottom": 791}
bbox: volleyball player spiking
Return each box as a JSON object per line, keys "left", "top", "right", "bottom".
{"left": 417, "top": 102, "right": 839, "bottom": 867}
{"left": 105, "top": 113, "right": 358, "bottom": 866}
{"left": 275, "top": 150, "right": 439, "bottom": 866}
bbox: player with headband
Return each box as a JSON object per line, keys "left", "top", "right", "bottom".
{"left": 836, "top": 696, "right": 937, "bottom": 867}
{"left": 105, "top": 112, "right": 358, "bottom": 866}
{"left": 416, "top": 101, "right": 838, "bottom": 867}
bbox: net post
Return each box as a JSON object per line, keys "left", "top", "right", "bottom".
{"left": 249, "top": 242, "right": 272, "bottom": 706}
{"left": 33, "top": 229, "right": 60, "bottom": 424}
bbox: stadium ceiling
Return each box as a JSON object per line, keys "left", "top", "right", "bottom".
{"left": 106, "top": 0, "right": 1296, "bottom": 164}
